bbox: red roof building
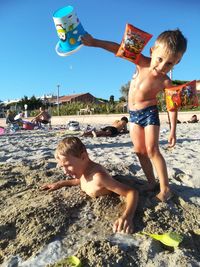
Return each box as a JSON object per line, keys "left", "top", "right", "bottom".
{"left": 59, "top": 93, "right": 97, "bottom": 104}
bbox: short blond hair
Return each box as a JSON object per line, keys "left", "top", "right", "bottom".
{"left": 155, "top": 29, "right": 187, "bottom": 56}
{"left": 55, "top": 137, "right": 87, "bottom": 159}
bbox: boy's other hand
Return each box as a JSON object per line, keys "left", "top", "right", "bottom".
{"left": 168, "top": 133, "right": 176, "bottom": 148}
{"left": 113, "top": 216, "right": 134, "bottom": 234}
{"left": 40, "top": 182, "right": 61, "bottom": 191}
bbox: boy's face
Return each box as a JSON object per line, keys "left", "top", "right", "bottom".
{"left": 150, "top": 44, "right": 182, "bottom": 76}
{"left": 56, "top": 153, "right": 84, "bottom": 179}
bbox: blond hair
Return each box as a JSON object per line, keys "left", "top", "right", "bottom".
{"left": 155, "top": 29, "right": 187, "bottom": 56}
{"left": 55, "top": 137, "right": 86, "bottom": 159}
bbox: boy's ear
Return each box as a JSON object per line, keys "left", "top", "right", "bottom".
{"left": 81, "top": 151, "right": 87, "bottom": 160}
{"left": 150, "top": 46, "right": 154, "bottom": 56}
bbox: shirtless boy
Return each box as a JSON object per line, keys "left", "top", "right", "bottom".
{"left": 81, "top": 28, "right": 187, "bottom": 202}
{"left": 41, "top": 136, "right": 138, "bottom": 233}
{"left": 83, "top": 116, "right": 128, "bottom": 137}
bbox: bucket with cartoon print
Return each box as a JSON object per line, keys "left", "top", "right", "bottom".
{"left": 53, "top": 6, "right": 86, "bottom": 56}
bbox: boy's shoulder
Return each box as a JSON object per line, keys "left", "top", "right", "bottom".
{"left": 89, "top": 162, "right": 109, "bottom": 178}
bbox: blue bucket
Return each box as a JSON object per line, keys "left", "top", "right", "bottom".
{"left": 53, "top": 6, "right": 85, "bottom": 56}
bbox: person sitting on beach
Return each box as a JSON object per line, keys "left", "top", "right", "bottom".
{"left": 14, "top": 111, "right": 25, "bottom": 125}
{"left": 82, "top": 116, "right": 129, "bottom": 137}
{"left": 6, "top": 110, "right": 21, "bottom": 127}
{"left": 31, "top": 106, "right": 51, "bottom": 128}
{"left": 6, "top": 110, "right": 15, "bottom": 124}
{"left": 41, "top": 136, "right": 138, "bottom": 234}
{"left": 82, "top": 28, "right": 187, "bottom": 203}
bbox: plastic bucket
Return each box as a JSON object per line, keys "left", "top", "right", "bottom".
{"left": 53, "top": 6, "right": 85, "bottom": 56}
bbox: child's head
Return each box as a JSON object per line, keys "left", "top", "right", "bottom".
{"left": 150, "top": 29, "right": 187, "bottom": 75}
{"left": 55, "top": 136, "right": 87, "bottom": 159}
{"left": 154, "top": 29, "right": 187, "bottom": 57}
{"left": 121, "top": 116, "right": 128, "bottom": 124}
{"left": 55, "top": 137, "right": 88, "bottom": 178}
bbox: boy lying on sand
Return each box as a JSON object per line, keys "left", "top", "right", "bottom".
{"left": 82, "top": 116, "right": 129, "bottom": 137}
{"left": 41, "top": 136, "right": 138, "bottom": 234}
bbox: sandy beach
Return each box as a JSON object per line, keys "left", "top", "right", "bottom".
{"left": 0, "top": 115, "right": 200, "bottom": 266}
{"left": 0, "top": 111, "right": 200, "bottom": 128}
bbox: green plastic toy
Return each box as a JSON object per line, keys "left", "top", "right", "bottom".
{"left": 54, "top": 256, "right": 81, "bottom": 267}
{"left": 141, "top": 232, "right": 183, "bottom": 247}
{"left": 66, "top": 256, "right": 81, "bottom": 267}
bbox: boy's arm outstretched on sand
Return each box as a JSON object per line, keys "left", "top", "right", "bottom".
{"left": 41, "top": 179, "right": 80, "bottom": 191}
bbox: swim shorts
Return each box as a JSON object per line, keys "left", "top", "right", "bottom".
{"left": 102, "top": 126, "right": 118, "bottom": 136}
{"left": 129, "top": 105, "right": 160, "bottom": 127}
{"left": 41, "top": 120, "right": 49, "bottom": 124}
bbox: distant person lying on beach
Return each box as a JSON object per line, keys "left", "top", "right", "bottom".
{"left": 41, "top": 136, "right": 138, "bottom": 234}
{"left": 31, "top": 106, "right": 51, "bottom": 127}
{"left": 187, "top": 114, "right": 199, "bottom": 123}
{"left": 182, "top": 114, "right": 199, "bottom": 124}
{"left": 82, "top": 116, "right": 129, "bottom": 137}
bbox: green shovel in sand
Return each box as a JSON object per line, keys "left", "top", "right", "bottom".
{"left": 54, "top": 255, "right": 81, "bottom": 267}
{"left": 141, "top": 232, "right": 183, "bottom": 247}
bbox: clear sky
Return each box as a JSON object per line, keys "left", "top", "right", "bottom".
{"left": 0, "top": 0, "right": 199, "bottom": 102}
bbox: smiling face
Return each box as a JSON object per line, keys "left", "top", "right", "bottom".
{"left": 150, "top": 44, "right": 183, "bottom": 77}
{"left": 56, "top": 153, "right": 85, "bottom": 179}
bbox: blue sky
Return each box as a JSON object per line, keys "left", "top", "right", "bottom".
{"left": 0, "top": 0, "right": 199, "bottom": 101}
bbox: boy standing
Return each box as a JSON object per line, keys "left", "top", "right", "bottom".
{"left": 81, "top": 28, "right": 187, "bottom": 202}
{"left": 41, "top": 137, "right": 138, "bottom": 234}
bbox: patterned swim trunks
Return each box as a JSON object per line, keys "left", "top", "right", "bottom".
{"left": 129, "top": 105, "right": 160, "bottom": 127}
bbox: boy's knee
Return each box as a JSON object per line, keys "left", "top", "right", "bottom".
{"left": 135, "top": 151, "right": 148, "bottom": 158}
{"left": 146, "top": 146, "right": 159, "bottom": 158}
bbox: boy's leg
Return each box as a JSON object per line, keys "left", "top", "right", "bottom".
{"left": 144, "top": 125, "right": 171, "bottom": 201}
{"left": 130, "top": 123, "right": 157, "bottom": 189}
{"left": 95, "top": 129, "right": 112, "bottom": 137}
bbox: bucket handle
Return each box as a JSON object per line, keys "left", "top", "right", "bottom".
{"left": 55, "top": 42, "right": 83, "bottom": 57}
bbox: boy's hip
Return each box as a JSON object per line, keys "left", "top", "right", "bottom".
{"left": 129, "top": 105, "right": 160, "bottom": 127}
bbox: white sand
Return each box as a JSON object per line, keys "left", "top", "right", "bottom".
{"left": 0, "top": 120, "right": 200, "bottom": 203}
{"left": 0, "top": 120, "right": 200, "bottom": 266}
{"left": 0, "top": 111, "right": 200, "bottom": 127}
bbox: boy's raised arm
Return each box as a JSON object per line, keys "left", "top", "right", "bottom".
{"left": 82, "top": 34, "right": 120, "bottom": 54}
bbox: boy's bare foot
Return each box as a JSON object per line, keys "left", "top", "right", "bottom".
{"left": 79, "top": 131, "right": 85, "bottom": 137}
{"left": 155, "top": 190, "right": 174, "bottom": 202}
{"left": 92, "top": 130, "right": 97, "bottom": 137}
{"left": 145, "top": 190, "right": 174, "bottom": 208}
